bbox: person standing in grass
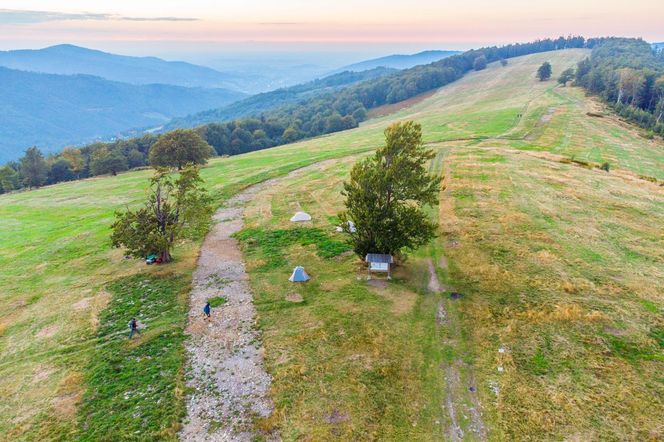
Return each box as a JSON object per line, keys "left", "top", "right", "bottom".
{"left": 128, "top": 318, "right": 139, "bottom": 338}
{"left": 203, "top": 302, "right": 211, "bottom": 319}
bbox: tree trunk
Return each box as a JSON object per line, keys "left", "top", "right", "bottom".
{"left": 160, "top": 250, "right": 172, "bottom": 263}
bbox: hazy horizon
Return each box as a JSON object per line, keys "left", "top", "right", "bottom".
{"left": 0, "top": 0, "right": 662, "bottom": 67}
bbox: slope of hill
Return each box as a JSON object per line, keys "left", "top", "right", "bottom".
{"left": 1, "top": 49, "right": 662, "bottom": 440}
{"left": 0, "top": 44, "right": 246, "bottom": 91}
{"left": 0, "top": 67, "right": 244, "bottom": 163}
{"left": 337, "top": 49, "right": 460, "bottom": 72}
{"left": 162, "top": 67, "right": 396, "bottom": 130}
{"left": 652, "top": 42, "right": 664, "bottom": 51}
{"left": 158, "top": 37, "right": 585, "bottom": 150}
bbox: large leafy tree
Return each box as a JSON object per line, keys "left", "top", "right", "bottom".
{"left": 149, "top": 129, "right": 214, "bottom": 169}
{"left": 473, "top": 55, "right": 488, "bottom": 71}
{"left": 111, "top": 165, "right": 212, "bottom": 263}
{"left": 557, "top": 68, "right": 575, "bottom": 86}
{"left": 61, "top": 147, "right": 85, "bottom": 178}
{"left": 90, "top": 147, "right": 128, "bottom": 176}
{"left": 0, "top": 165, "right": 19, "bottom": 194}
{"left": 537, "top": 62, "right": 552, "bottom": 81}
{"left": 655, "top": 77, "right": 664, "bottom": 125}
{"left": 48, "top": 159, "right": 75, "bottom": 184}
{"left": 20, "top": 147, "right": 48, "bottom": 188}
{"left": 339, "top": 121, "right": 440, "bottom": 258}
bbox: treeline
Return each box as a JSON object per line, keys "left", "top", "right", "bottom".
{"left": 1, "top": 36, "right": 589, "bottom": 194}
{"left": 191, "top": 35, "right": 587, "bottom": 156}
{"left": 574, "top": 38, "right": 664, "bottom": 135}
{"left": 164, "top": 67, "right": 396, "bottom": 130}
{"left": 0, "top": 136, "right": 158, "bottom": 192}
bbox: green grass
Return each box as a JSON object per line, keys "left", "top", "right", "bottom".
{"left": 1, "top": 48, "right": 663, "bottom": 440}
{"left": 238, "top": 175, "right": 444, "bottom": 438}
{"left": 0, "top": 130, "right": 375, "bottom": 438}
{"left": 207, "top": 296, "right": 227, "bottom": 308}
{"left": 235, "top": 227, "right": 351, "bottom": 270}
{"left": 77, "top": 273, "right": 189, "bottom": 441}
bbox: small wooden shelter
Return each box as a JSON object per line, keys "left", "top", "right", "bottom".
{"left": 365, "top": 253, "right": 394, "bottom": 279}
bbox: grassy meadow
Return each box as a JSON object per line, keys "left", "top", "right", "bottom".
{"left": 0, "top": 142, "right": 377, "bottom": 439}
{"left": 0, "top": 48, "right": 662, "bottom": 440}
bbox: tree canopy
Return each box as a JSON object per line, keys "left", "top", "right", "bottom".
{"left": 2, "top": 36, "right": 593, "bottom": 193}
{"left": 473, "top": 55, "right": 488, "bottom": 71}
{"left": 20, "top": 147, "right": 48, "bottom": 188}
{"left": 574, "top": 38, "right": 664, "bottom": 136}
{"left": 90, "top": 147, "right": 128, "bottom": 176}
{"left": 537, "top": 62, "right": 552, "bottom": 81}
{"left": 149, "top": 129, "right": 214, "bottom": 169}
{"left": 339, "top": 121, "right": 440, "bottom": 258}
{"left": 48, "top": 159, "right": 75, "bottom": 183}
{"left": 111, "top": 165, "right": 212, "bottom": 263}
{"left": 0, "top": 166, "right": 19, "bottom": 193}
{"left": 557, "top": 67, "right": 575, "bottom": 85}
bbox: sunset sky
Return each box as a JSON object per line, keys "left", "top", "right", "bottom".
{"left": 0, "top": 0, "right": 662, "bottom": 61}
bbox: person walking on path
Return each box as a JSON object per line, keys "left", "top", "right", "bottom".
{"left": 128, "top": 318, "right": 139, "bottom": 338}
{"left": 203, "top": 302, "right": 211, "bottom": 319}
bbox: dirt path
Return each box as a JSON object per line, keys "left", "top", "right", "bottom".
{"left": 428, "top": 258, "right": 487, "bottom": 441}
{"left": 180, "top": 160, "right": 340, "bottom": 441}
{"left": 427, "top": 258, "right": 444, "bottom": 294}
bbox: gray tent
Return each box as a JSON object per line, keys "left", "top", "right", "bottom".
{"left": 290, "top": 211, "right": 312, "bottom": 222}
{"left": 289, "top": 266, "right": 310, "bottom": 282}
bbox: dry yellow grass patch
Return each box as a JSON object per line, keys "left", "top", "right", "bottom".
{"left": 51, "top": 372, "right": 83, "bottom": 420}
{"left": 367, "top": 282, "right": 418, "bottom": 315}
{"left": 438, "top": 146, "right": 663, "bottom": 439}
{"left": 518, "top": 304, "right": 608, "bottom": 323}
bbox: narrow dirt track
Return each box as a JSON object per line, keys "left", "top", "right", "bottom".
{"left": 180, "top": 160, "right": 339, "bottom": 441}
{"left": 428, "top": 257, "right": 488, "bottom": 441}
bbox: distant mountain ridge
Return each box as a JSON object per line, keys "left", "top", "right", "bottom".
{"left": 162, "top": 67, "right": 397, "bottom": 130}
{"left": 0, "top": 44, "right": 247, "bottom": 91}
{"left": 0, "top": 67, "right": 244, "bottom": 162}
{"left": 336, "top": 50, "right": 461, "bottom": 72}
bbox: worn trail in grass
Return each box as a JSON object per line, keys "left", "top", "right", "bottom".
{"left": 435, "top": 145, "right": 664, "bottom": 440}
{"left": 0, "top": 141, "right": 376, "bottom": 439}
{"left": 233, "top": 50, "right": 664, "bottom": 440}
{"left": 2, "top": 48, "right": 663, "bottom": 440}
{"left": 181, "top": 179, "right": 276, "bottom": 442}
{"left": 181, "top": 160, "right": 342, "bottom": 441}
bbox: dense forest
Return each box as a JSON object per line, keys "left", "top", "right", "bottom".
{"left": 574, "top": 38, "right": 664, "bottom": 135}
{"left": 163, "top": 67, "right": 396, "bottom": 130}
{"left": 1, "top": 36, "right": 592, "bottom": 193}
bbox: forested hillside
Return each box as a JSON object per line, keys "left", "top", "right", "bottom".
{"left": 575, "top": 38, "right": 664, "bottom": 135}
{"left": 1, "top": 36, "right": 591, "bottom": 194}
{"left": 164, "top": 67, "right": 396, "bottom": 130}
{"left": 167, "top": 37, "right": 587, "bottom": 151}
{"left": 0, "top": 68, "right": 244, "bottom": 163}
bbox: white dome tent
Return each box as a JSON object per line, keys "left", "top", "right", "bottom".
{"left": 290, "top": 211, "right": 312, "bottom": 222}
{"left": 289, "top": 266, "right": 310, "bottom": 282}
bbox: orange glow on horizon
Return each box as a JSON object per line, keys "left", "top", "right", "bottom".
{"left": 0, "top": 0, "right": 662, "bottom": 50}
